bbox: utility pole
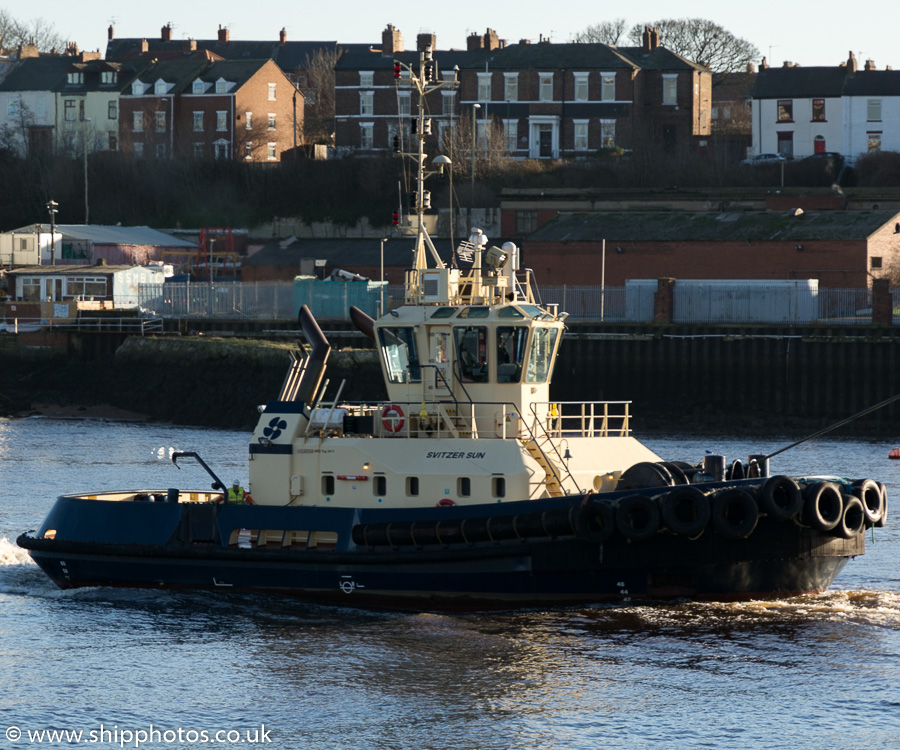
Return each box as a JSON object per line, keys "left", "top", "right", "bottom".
{"left": 46, "top": 200, "right": 58, "bottom": 266}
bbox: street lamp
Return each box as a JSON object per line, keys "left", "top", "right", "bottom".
{"left": 379, "top": 236, "right": 389, "bottom": 317}
{"left": 46, "top": 200, "right": 58, "bottom": 266}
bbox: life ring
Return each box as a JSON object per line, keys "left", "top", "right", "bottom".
{"left": 660, "top": 486, "right": 710, "bottom": 537}
{"left": 851, "top": 478, "right": 884, "bottom": 526}
{"left": 381, "top": 403, "right": 405, "bottom": 433}
{"left": 759, "top": 475, "right": 803, "bottom": 521}
{"left": 615, "top": 494, "right": 661, "bottom": 542}
{"left": 802, "top": 481, "right": 843, "bottom": 531}
{"left": 836, "top": 494, "right": 865, "bottom": 538}
{"left": 436, "top": 497, "right": 456, "bottom": 507}
{"left": 575, "top": 497, "right": 615, "bottom": 543}
{"left": 711, "top": 488, "right": 758, "bottom": 539}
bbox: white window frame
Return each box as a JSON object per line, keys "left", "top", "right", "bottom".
{"left": 6, "top": 97, "right": 17, "bottom": 117}
{"left": 359, "top": 122, "right": 374, "bottom": 150}
{"left": 600, "top": 119, "right": 616, "bottom": 148}
{"left": 398, "top": 91, "right": 411, "bottom": 117}
{"left": 154, "top": 80, "right": 167, "bottom": 96}
{"left": 573, "top": 73, "right": 589, "bottom": 102}
{"left": 132, "top": 111, "right": 143, "bottom": 132}
{"left": 108, "top": 101, "right": 117, "bottom": 120}
{"left": 477, "top": 73, "right": 492, "bottom": 102}
{"left": 101, "top": 71, "right": 116, "bottom": 85}
{"left": 359, "top": 71, "right": 374, "bottom": 87}
{"left": 216, "top": 111, "right": 227, "bottom": 131}
{"left": 267, "top": 113, "right": 276, "bottom": 130}
{"left": 267, "top": 142, "right": 277, "bottom": 160}
{"left": 268, "top": 83, "right": 277, "bottom": 101}
{"left": 867, "top": 99, "right": 882, "bottom": 121}
{"left": 442, "top": 91, "right": 456, "bottom": 115}
{"left": 574, "top": 119, "right": 589, "bottom": 151}
{"left": 155, "top": 111, "right": 166, "bottom": 133}
{"left": 539, "top": 73, "right": 553, "bottom": 102}
{"left": 131, "top": 81, "right": 144, "bottom": 96}
{"left": 244, "top": 141, "right": 253, "bottom": 159}
{"left": 503, "top": 119, "right": 517, "bottom": 152}
{"left": 193, "top": 111, "right": 203, "bottom": 132}
{"left": 504, "top": 73, "right": 518, "bottom": 102}
{"left": 662, "top": 75, "right": 678, "bottom": 105}
{"left": 245, "top": 112, "right": 252, "bottom": 130}
{"left": 601, "top": 73, "right": 616, "bottom": 101}
{"left": 360, "top": 91, "right": 374, "bottom": 116}
{"left": 868, "top": 131, "right": 882, "bottom": 152}
{"left": 215, "top": 79, "right": 228, "bottom": 94}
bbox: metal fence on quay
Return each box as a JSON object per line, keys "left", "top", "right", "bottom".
{"left": 138, "top": 281, "right": 885, "bottom": 326}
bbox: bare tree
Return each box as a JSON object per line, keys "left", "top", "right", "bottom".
{"left": 626, "top": 18, "right": 759, "bottom": 72}
{"left": 0, "top": 10, "right": 65, "bottom": 53}
{"left": 573, "top": 19, "right": 628, "bottom": 45}
{"left": 298, "top": 47, "right": 341, "bottom": 145}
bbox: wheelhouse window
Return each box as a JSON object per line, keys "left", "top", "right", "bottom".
{"left": 378, "top": 327, "right": 422, "bottom": 383}
{"left": 454, "top": 326, "right": 488, "bottom": 382}
{"left": 496, "top": 327, "right": 528, "bottom": 383}
{"left": 525, "top": 327, "right": 559, "bottom": 383}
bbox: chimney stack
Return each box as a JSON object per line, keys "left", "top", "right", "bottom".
{"left": 484, "top": 28, "right": 500, "bottom": 51}
{"left": 467, "top": 33, "right": 484, "bottom": 51}
{"left": 279, "top": 27, "right": 287, "bottom": 44}
{"left": 381, "top": 24, "right": 403, "bottom": 55}
{"left": 218, "top": 25, "right": 229, "bottom": 44}
{"left": 847, "top": 51, "right": 857, "bottom": 73}
{"left": 108, "top": 25, "right": 114, "bottom": 41}
{"left": 864, "top": 59, "right": 876, "bottom": 71}
{"left": 161, "top": 24, "right": 172, "bottom": 42}
{"left": 417, "top": 32, "right": 436, "bottom": 53}
{"left": 184, "top": 39, "right": 197, "bottom": 53}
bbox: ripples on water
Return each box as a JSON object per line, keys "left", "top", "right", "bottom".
{"left": 1, "top": 419, "right": 899, "bottom": 749}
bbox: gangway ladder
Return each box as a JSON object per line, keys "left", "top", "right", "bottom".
{"left": 278, "top": 349, "right": 308, "bottom": 402}
{"left": 522, "top": 438, "right": 566, "bottom": 497}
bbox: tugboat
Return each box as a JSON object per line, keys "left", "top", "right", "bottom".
{"left": 18, "top": 50, "right": 888, "bottom": 610}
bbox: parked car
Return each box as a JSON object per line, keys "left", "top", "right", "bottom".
{"left": 741, "top": 153, "right": 788, "bottom": 166}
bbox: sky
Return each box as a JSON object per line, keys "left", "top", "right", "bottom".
{"left": 6, "top": 0, "right": 898, "bottom": 70}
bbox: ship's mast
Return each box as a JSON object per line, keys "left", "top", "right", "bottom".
{"left": 395, "top": 46, "right": 456, "bottom": 273}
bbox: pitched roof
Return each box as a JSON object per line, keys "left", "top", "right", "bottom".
{"left": 11, "top": 224, "right": 195, "bottom": 247}
{"left": 0, "top": 57, "right": 73, "bottom": 92}
{"left": 753, "top": 66, "right": 849, "bottom": 98}
{"left": 245, "top": 237, "right": 455, "bottom": 268}
{"left": 844, "top": 70, "right": 900, "bottom": 96}
{"left": 615, "top": 46, "right": 708, "bottom": 73}
{"left": 480, "top": 42, "right": 638, "bottom": 71}
{"left": 526, "top": 210, "right": 900, "bottom": 243}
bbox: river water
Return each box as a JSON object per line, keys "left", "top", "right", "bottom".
{"left": 1, "top": 417, "right": 899, "bottom": 750}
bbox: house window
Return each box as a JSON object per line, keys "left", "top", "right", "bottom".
{"left": 132, "top": 111, "right": 143, "bottom": 132}
{"left": 601, "top": 73, "right": 615, "bottom": 101}
{"left": 131, "top": 81, "right": 144, "bottom": 96}
{"left": 267, "top": 113, "right": 276, "bottom": 129}
{"left": 6, "top": 97, "right": 17, "bottom": 117}
{"left": 504, "top": 120, "right": 517, "bottom": 151}
{"left": 65, "top": 100, "right": 76, "bottom": 121}
{"left": 101, "top": 71, "right": 117, "bottom": 85}
{"left": 872, "top": 256, "right": 883, "bottom": 269}
{"left": 539, "top": 73, "right": 553, "bottom": 102}
{"left": 244, "top": 141, "right": 252, "bottom": 159}
{"left": 359, "top": 123, "right": 373, "bottom": 149}
{"left": 359, "top": 71, "right": 373, "bottom": 87}
{"left": 777, "top": 99, "right": 793, "bottom": 122}
{"left": 134, "top": 143, "right": 144, "bottom": 158}
{"left": 21, "top": 278, "right": 41, "bottom": 301}
{"left": 442, "top": 91, "right": 456, "bottom": 115}
{"left": 216, "top": 111, "right": 227, "bottom": 131}
{"left": 156, "top": 143, "right": 166, "bottom": 159}
{"left": 155, "top": 111, "right": 166, "bottom": 133}
{"left": 599, "top": 120, "right": 615, "bottom": 148}
{"left": 215, "top": 141, "right": 229, "bottom": 159}
{"left": 867, "top": 99, "right": 882, "bottom": 121}
{"left": 154, "top": 81, "right": 167, "bottom": 95}
{"left": 812, "top": 99, "right": 826, "bottom": 121}
{"left": 573, "top": 73, "right": 589, "bottom": 102}
{"left": 245, "top": 112, "right": 252, "bottom": 130}
{"left": 777, "top": 130, "right": 794, "bottom": 158}
{"left": 67, "top": 72, "right": 83, "bottom": 85}
{"left": 193, "top": 111, "right": 203, "bottom": 131}
{"left": 360, "top": 91, "right": 373, "bottom": 115}
{"left": 663, "top": 75, "right": 678, "bottom": 105}
{"left": 397, "top": 92, "right": 410, "bottom": 116}
{"left": 516, "top": 210, "right": 537, "bottom": 235}
{"left": 267, "top": 142, "right": 276, "bottom": 160}
{"left": 574, "top": 120, "right": 589, "bottom": 150}
{"left": 478, "top": 73, "right": 491, "bottom": 101}
{"left": 216, "top": 79, "right": 228, "bottom": 94}
{"left": 268, "top": 83, "right": 277, "bottom": 100}
{"left": 194, "top": 142, "right": 205, "bottom": 158}
{"left": 108, "top": 101, "right": 117, "bottom": 120}
{"left": 504, "top": 73, "right": 518, "bottom": 102}
{"left": 192, "top": 80, "right": 204, "bottom": 95}
{"left": 868, "top": 132, "right": 882, "bottom": 152}
{"left": 108, "top": 133, "right": 117, "bottom": 151}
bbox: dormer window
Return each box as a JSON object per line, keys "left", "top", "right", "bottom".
{"left": 215, "top": 78, "right": 229, "bottom": 94}
{"left": 101, "top": 71, "right": 117, "bottom": 85}
{"left": 67, "top": 72, "right": 84, "bottom": 85}
{"left": 154, "top": 80, "right": 167, "bottom": 96}
{"left": 192, "top": 80, "right": 204, "bottom": 95}
{"left": 131, "top": 81, "right": 144, "bottom": 95}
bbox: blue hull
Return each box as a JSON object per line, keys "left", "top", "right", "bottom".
{"left": 17, "top": 490, "right": 862, "bottom": 610}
